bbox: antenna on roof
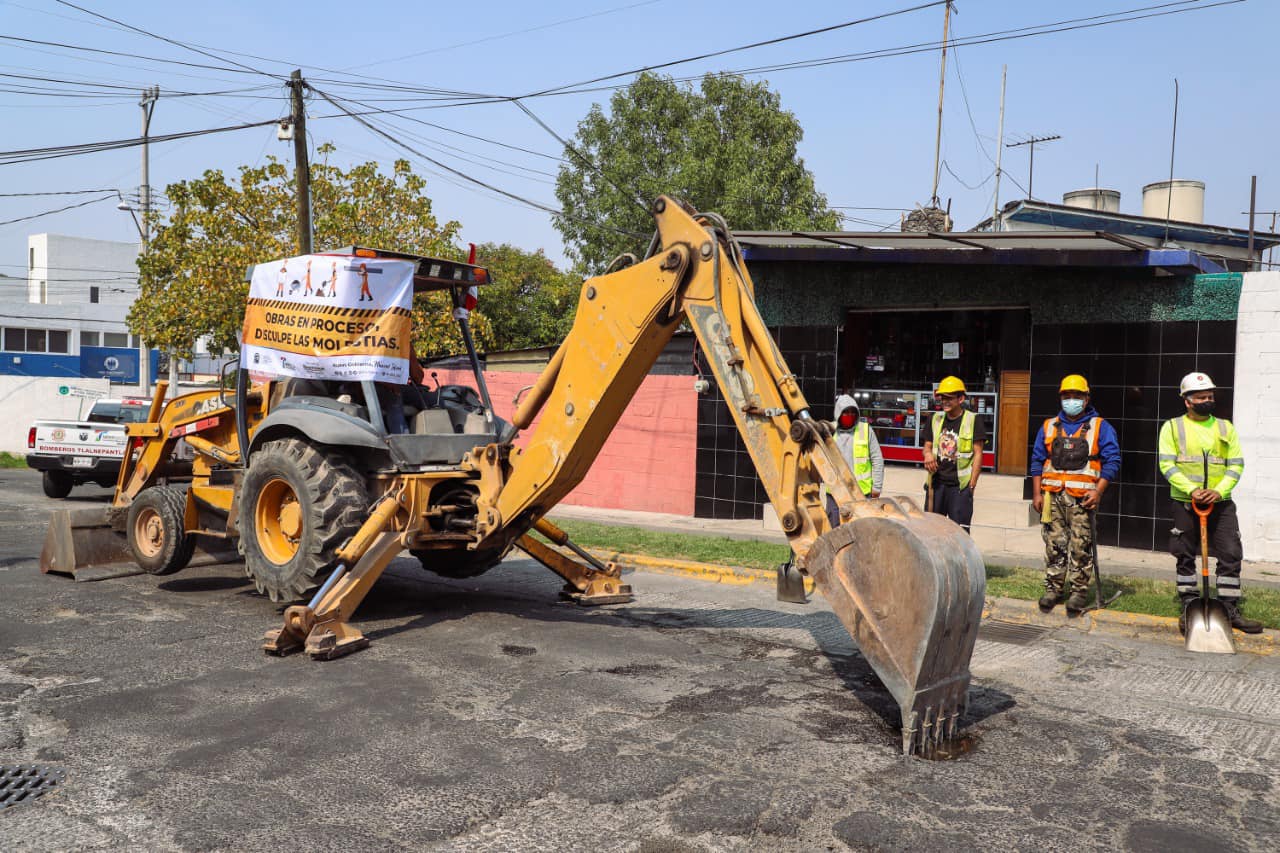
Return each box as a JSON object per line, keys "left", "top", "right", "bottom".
{"left": 1163, "top": 79, "right": 1180, "bottom": 245}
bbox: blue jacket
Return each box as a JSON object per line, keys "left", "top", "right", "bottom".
{"left": 1029, "top": 405, "right": 1121, "bottom": 482}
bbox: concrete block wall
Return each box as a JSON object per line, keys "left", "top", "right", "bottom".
{"left": 0, "top": 376, "right": 111, "bottom": 453}
{"left": 1234, "top": 271, "right": 1280, "bottom": 561}
{"left": 431, "top": 367, "right": 696, "bottom": 515}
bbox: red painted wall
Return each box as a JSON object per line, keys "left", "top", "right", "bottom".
{"left": 430, "top": 366, "right": 696, "bottom": 515}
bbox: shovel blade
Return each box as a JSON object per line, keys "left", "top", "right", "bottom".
{"left": 1184, "top": 599, "right": 1236, "bottom": 654}
{"left": 804, "top": 502, "right": 986, "bottom": 755}
{"left": 40, "top": 507, "right": 137, "bottom": 580}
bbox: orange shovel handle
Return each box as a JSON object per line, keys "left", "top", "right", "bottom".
{"left": 1193, "top": 502, "right": 1212, "bottom": 578}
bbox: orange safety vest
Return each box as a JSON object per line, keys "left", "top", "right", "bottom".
{"left": 1041, "top": 417, "right": 1102, "bottom": 497}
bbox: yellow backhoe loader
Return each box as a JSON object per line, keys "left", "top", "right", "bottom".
{"left": 41, "top": 197, "right": 985, "bottom": 756}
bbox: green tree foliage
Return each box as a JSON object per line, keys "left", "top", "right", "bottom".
{"left": 553, "top": 72, "right": 840, "bottom": 273}
{"left": 470, "top": 242, "right": 580, "bottom": 351}
{"left": 131, "top": 146, "right": 462, "bottom": 358}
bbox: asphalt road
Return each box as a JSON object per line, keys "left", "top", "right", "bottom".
{"left": 1, "top": 468, "right": 1278, "bottom": 851}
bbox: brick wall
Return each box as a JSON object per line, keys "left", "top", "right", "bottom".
{"left": 431, "top": 366, "right": 696, "bottom": 515}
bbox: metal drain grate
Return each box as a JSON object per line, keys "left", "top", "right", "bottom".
{"left": 0, "top": 764, "right": 66, "bottom": 809}
{"left": 979, "top": 620, "right": 1051, "bottom": 646}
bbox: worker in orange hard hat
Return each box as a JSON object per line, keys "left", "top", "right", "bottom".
{"left": 1031, "top": 374, "right": 1120, "bottom": 615}
{"left": 922, "top": 376, "right": 985, "bottom": 533}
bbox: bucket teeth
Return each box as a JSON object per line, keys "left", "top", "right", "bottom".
{"left": 902, "top": 710, "right": 919, "bottom": 757}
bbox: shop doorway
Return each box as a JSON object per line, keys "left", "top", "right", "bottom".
{"left": 838, "top": 307, "right": 1032, "bottom": 474}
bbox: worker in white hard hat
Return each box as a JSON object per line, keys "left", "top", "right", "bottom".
{"left": 823, "top": 394, "right": 884, "bottom": 526}
{"left": 1158, "top": 372, "right": 1261, "bottom": 634}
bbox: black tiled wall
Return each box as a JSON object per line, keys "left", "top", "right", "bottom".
{"left": 1027, "top": 320, "right": 1235, "bottom": 552}
{"left": 694, "top": 326, "right": 837, "bottom": 520}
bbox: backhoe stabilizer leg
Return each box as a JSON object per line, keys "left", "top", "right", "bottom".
{"left": 262, "top": 529, "right": 405, "bottom": 659}
{"left": 516, "top": 533, "right": 633, "bottom": 605}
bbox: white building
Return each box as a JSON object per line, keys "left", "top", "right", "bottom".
{"left": 26, "top": 233, "right": 140, "bottom": 306}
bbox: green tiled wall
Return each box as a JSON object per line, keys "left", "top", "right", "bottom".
{"left": 747, "top": 262, "right": 1242, "bottom": 326}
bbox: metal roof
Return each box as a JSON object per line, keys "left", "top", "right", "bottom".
{"left": 732, "top": 229, "right": 1226, "bottom": 274}
{"left": 981, "top": 200, "right": 1280, "bottom": 250}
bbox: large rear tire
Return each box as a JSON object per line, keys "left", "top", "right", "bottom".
{"left": 42, "top": 470, "right": 73, "bottom": 499}
{"left": 238, "top": 438, "right": 368, "bottom": 603}
{"left": 127, "top": 485, "right": 196, "bottom": 575}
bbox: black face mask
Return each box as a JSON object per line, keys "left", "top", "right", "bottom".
{"left": 1191, "top": 400, "right": 1216, "bottom": 416}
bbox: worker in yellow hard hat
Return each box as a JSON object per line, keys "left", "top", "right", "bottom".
{"left": 1031, "top": 374, "right": 1120, "bottom": 615}
{"left": 922, "top": 376, "right": 985, "bottom": 532}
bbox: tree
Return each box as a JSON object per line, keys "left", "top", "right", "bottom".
{"left": 131, "top": 146, "right": 463, "bottom": 359}
{"left": 470, "top": 243, "right": 580, "bottom": 351}
{"left": 553, "top": 72, "right": 840, "bottom": 273}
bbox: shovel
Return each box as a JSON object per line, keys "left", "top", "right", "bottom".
{"left": 1184, "top": 455, "right": 1236, "bottom": 654}
{"left": 1082, "top": 508, "right": 1121, "bottom": 613}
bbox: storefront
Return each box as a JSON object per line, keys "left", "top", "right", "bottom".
{"left": 840, "top": 307, "right": 1030, "bottom": 471}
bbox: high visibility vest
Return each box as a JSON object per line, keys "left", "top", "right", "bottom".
{"left": 932, "top": 410, "right": 976, "bottom": 489}
{"left": 823, "top": 420, "right": 874, "bottom": 501}
{"left": 1159, "top": 415, "right": 1243, "bottom": 501}
{"left": 1041, "top": 417, "right": 1103, "bottom": 497}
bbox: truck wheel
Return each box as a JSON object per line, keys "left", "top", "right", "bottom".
{"left": 42, "top": 470, "right": 73, "bottom": 499}
{"left": 127, "top": 485, "right": 196, "bottom": 575}
{"left": 238, "top": 438, "right": 368, "bottom": 603}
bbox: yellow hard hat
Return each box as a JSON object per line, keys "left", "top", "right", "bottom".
{"left": 936, "top": 376, "right": 966, "bottom": 395}
{"left": 1059, "top": 374, "right": 1090, "bottom": 394}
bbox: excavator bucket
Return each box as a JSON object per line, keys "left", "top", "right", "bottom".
{"left": 804, "top": 499, "right": 986, "bottom": 756}
{"left": 40, "top": 507, "right": 138, "bottom": 582}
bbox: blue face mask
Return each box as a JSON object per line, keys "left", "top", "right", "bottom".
{"left": 1061, "top": 398, "right": 1086, "bottom": 417}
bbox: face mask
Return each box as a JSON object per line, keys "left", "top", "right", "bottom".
{"left": 1061, "top": 399, "right": 1085, "bottom": 417}
{"left": 838, "top": 412, "right": 857, "bottom": 429}
{"left": 1191, "top": 400, "right": 1215, "bottom": 416}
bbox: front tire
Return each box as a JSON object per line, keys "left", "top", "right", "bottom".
{"left": 42, "top": 470, "right": 73, "bottom": 499}
{"left": 127, "top": 485, "right": 195, "bottom": 575}
{"left": 238, "top": 438, "right": 368, "bottom": 602}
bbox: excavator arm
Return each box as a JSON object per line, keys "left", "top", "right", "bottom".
{"left": 479, "top": 197, "right": 986, "bottom": 755}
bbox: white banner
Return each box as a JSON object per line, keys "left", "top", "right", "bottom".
{"left": 240, "top": 253, "right": 415, "bottom": 383}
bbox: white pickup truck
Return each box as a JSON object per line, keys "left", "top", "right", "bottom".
{"left": 27, "top": 398, "right": 151, "bottom": 498}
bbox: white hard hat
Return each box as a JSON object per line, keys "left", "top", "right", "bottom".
{"left": 1179, "top": 372, "right": 1216, "bottom": 396}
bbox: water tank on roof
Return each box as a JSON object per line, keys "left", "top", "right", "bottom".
{"left": 1142, "top": 179, "right": 1204, "bottom": 223}
{"left": 1062, "top": 188, "right": 1121, "bottom": 212}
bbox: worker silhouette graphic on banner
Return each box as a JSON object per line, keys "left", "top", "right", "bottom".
{"left": 241, "top": 253, "right": 415, "bottom": 383}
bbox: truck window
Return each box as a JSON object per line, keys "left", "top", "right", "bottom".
{"left": 87, "top": 403, "right": 121, "bottom": 423}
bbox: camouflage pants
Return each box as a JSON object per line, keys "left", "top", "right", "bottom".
{"left": 1042, "top": 491, "right": 1095, "bottom": 594}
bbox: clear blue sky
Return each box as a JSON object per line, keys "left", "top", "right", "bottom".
{"left": 2, "top": 0, "right": 1276, "bottom": 290}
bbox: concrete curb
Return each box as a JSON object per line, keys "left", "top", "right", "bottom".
{"left": 588, "top": 548, "right": 1280, "bottom": 656}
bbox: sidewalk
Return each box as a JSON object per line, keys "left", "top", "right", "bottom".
{"left": 550, "top": 472, "right": 1280, "bottom": 590}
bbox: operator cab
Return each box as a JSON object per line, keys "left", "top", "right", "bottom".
{"left": 248, "top": 246, "right": 513, "bottom": 470}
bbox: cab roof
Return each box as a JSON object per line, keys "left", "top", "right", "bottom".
{"left": 326, "top": 246, "right": 490, "bottom": 293}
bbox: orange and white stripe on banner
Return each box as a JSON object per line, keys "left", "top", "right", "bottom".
{"left": 240, "top": 253, "right": 415, "bottom": 383}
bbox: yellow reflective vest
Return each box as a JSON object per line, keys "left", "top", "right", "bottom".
{"left": 822, "top": 420, "right": 874, "bottom": 500}
{"left": 932, "top": 410, "right": 977, "bottom": 489}
{"left": 1157, "top": 415, "right": 1244, "bottom": 502}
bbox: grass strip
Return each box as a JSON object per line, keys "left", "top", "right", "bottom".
{"left": 552, "top": 517, "right": 1280, "bottom": 630}
{"left": 0, "top": 452, "right": 28, "bottom": 469}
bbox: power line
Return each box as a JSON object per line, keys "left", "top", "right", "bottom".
{"left": 52, "top": 0, "right": 282, "bottom": 80}
{"left": 0, "top": 188, "right": 121, "bottom": 197}
{"left": 0, "top": 193, "right": 117, "bottom": 226}
{"left": 0, "top": 117, "right": 280, "bottom": 165}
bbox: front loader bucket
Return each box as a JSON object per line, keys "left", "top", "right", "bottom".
{"left": 40, "top": 507, "right": 138, "bottom": 582}
{"left": 805, "top": 499, "right": 986, "bottom": 756}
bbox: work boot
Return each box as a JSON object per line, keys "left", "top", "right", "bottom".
{"left": 1223, "top": 601, "right": 1264, "bottom": 635}
{"left": 1178, "top": 595, "right": 1197, "bottom": 635}
{"left": 1038, "top": 588, "right": 1061, "bottom": 612}
{"left": 1065, "top": 589, "right": 1091, "bottom": 616}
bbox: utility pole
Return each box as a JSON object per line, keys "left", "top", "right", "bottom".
{"left": 991, "top": 64, "right": 1007, "bottom": 230}
{"left": 139, "top": 85, "right": 159, "bottom": 397}
{"left": 289, "top": 70, "right": 313, "bottom": 254}
{"left": 929, "top": 1, "right": 954, "bottom": 207}
{"left": 1242, "top": 209, "right": 1279, "bottom": 269}
{"left": 1005, "top": 133, "right": 1060, "bottom": 201}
